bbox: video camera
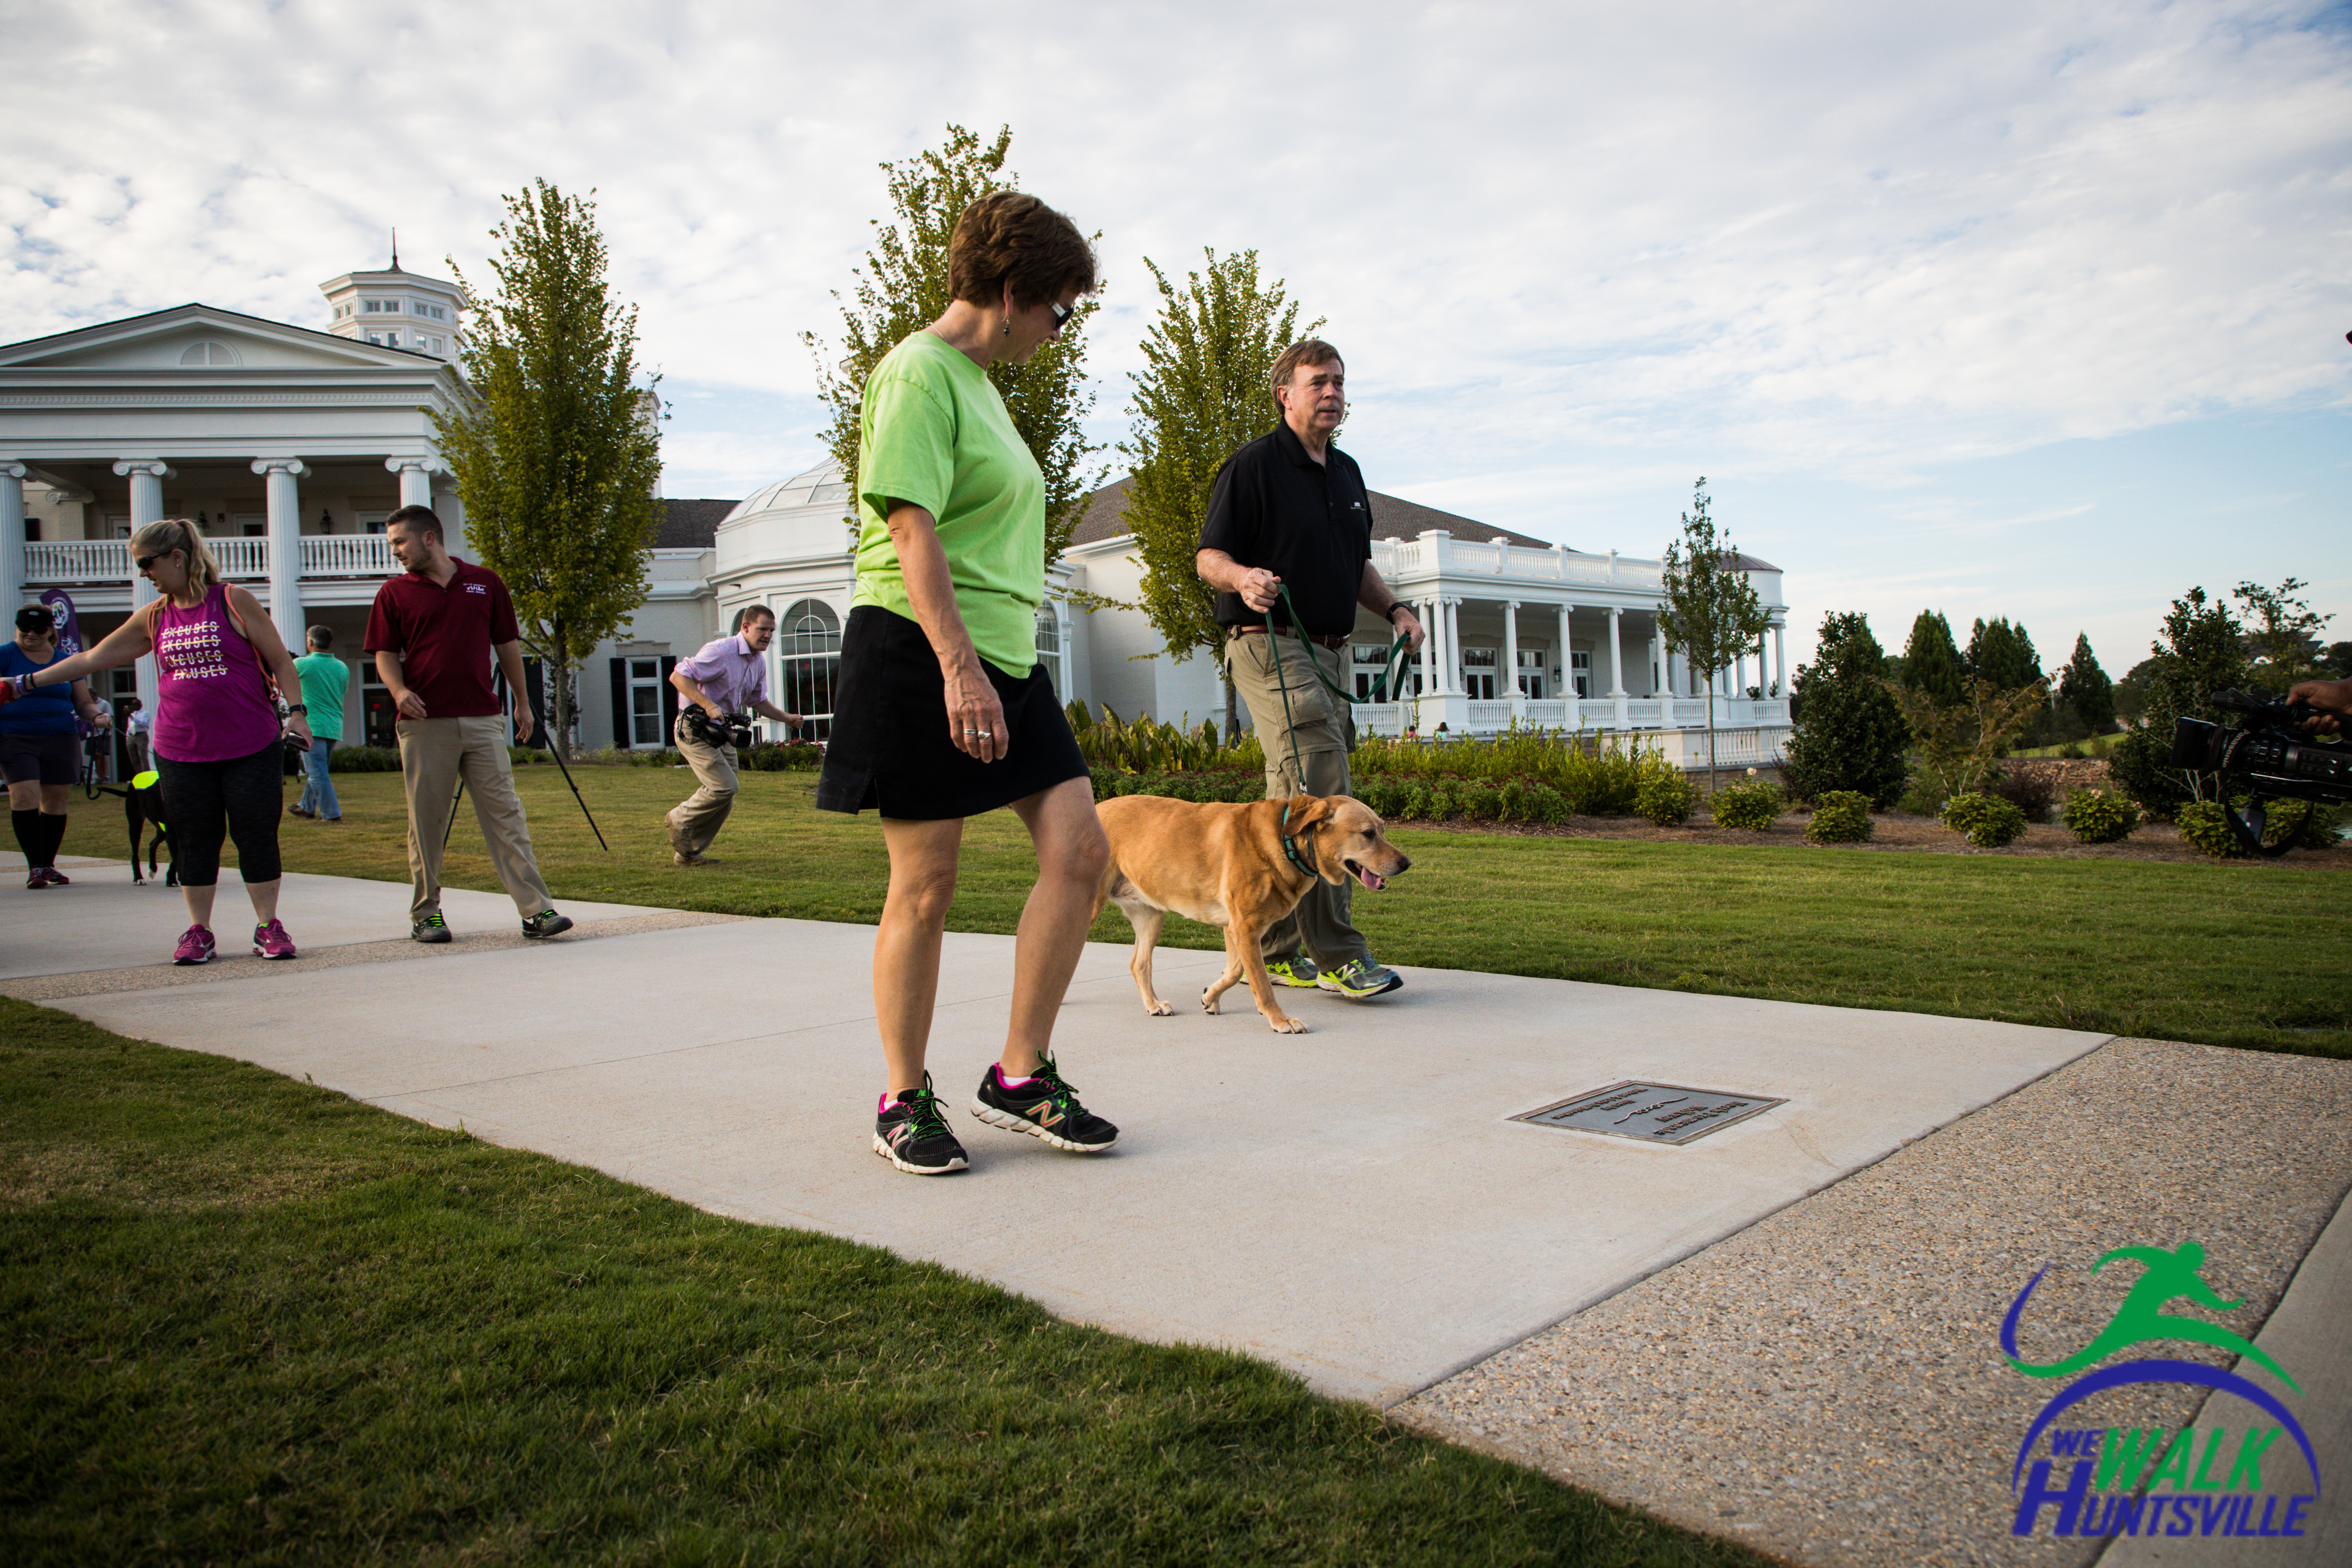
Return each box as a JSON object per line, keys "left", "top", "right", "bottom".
{"left": 2169, "top": 689, "right": 2352, "bottom": 856}
{"left": 681, "top": 708, "right": 756, "bottom": 750}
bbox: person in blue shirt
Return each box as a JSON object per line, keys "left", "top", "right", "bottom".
{"left": 0, "top": 603, "right": 111, "bottom": 888}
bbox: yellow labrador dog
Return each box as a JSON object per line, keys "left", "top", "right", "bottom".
{"left": 1093, "top": 793, "right": 1411, "bottom": 1033}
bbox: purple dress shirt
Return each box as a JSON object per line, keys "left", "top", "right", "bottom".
{"left": 673, "top": 634, "right": 769, "bottom": 713}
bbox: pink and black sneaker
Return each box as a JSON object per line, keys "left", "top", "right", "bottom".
{"left": 252, "top": 919, "right": 298, "bottom": 960}
{"left": 41, "top": 867, "right": 70, "bottom": 886}
{"left": 171, "top": 925, "right": 216, "bottom": 965}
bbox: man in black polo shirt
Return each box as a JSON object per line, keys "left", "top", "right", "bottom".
{"left": 1196, "top": 339, "right": 1424, "bottom": 1000}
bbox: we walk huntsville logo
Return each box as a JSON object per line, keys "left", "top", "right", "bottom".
{"left": 2004, "top": 1241, "right": 2319, "bottom": 1541}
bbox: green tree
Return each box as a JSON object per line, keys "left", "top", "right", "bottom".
{"left": 1658, "top": 478, "right": 1773, "bottom": 791}
{"left": 2323, "top": 641, "right": 2352, "bottom": 679}
{"left": 435, "top": 179, "right": 662, "bottom": 760}
{"left": 2115, "top": 657, "right": 2159, "bottom": 728}
{"left": 2057, "top": 633, "right": 2116, "bottom": 733}
{"left": 1118, "top": 249, "right": 1318, "bottom": 740}
{"left": 2232, "top": 577, "right": 2333, "bottom": 689}
{"left": 1781, "top": 612, "right": 1910, "bottom": 807}
{"left": 1901, "top": 611, "right": 1966, "bottom": 705}
{"left": 802, "top": 124, "right": 1103, "bottom": 569}
{"left": 2108, "top": 588, "right": 2248, "bottom": 818}
{"left": 1885, "top": 675, "right": 2054, "bottom": 803}
{"left": 1965, "top": 616, "right": 2042, "bottom": 690}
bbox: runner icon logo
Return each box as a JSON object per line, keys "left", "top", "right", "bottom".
{"left": 2003, "top": 1240, "right": 2319, "bottom": 1540}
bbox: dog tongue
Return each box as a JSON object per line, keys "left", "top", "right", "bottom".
{"left": 1354, "top": 866, "right": 1385, "bottom": 891}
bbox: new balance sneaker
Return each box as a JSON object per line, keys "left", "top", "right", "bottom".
{"left": 252, "top": 919, "right": 298, "bottom": 960}
{"left": 1316, "top": 957, "right": 1404, "bottom": 999}
{"left": 171, "top": 925, "right": 216, "bottom": 966}
{"left": 971, "top": 1054, "right": 1118, "bottom": 1153}
{"left": 1263, "top": 953, "right": 1320, "bottom": 988}
{"left": 411, "top": 912, "right": 453, "bottom": 944}
{"left": 521, "top": 910, "right": 573, "bottom": 939}
{"left": 873, "top": 1076, "right": 968, "bottom": 1175}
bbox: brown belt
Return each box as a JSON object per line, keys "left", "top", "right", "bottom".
{"left": 1230, "top": 625, "right": 1350, "bottom": 650}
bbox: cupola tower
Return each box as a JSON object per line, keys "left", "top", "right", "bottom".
{"left": 319, "top": 238, "right": 464, "bottom": 360}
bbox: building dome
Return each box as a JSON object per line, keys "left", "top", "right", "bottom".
{"left": 721, "top": 459, "right": 851, "bottom": 525}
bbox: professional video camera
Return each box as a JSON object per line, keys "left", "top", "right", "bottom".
{"left": 680, "top": 708, "right": 756, "bottom": 750}
{"left": 2169, "top": 689, "right": 2352, "bottom": 857}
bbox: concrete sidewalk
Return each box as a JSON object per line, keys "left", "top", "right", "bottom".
{"left": 6, "top": 863, "right": 2346, "bottom": 1567}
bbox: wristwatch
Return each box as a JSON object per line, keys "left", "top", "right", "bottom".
{"left": 1384, "top": 603, "right": 1411, "bottom": 622}
{"left": 285, "top": 704, "right": 308, "bottom": 715}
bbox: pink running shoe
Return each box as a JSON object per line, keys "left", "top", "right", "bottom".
{"left": 252, "top": 919, "right": 298, "bottom": 960}
{"left": 42, "top": 867, "right": 70, "bottom": 886}
{"left": 172, "top": 925, "right": 216, "bottom": 965}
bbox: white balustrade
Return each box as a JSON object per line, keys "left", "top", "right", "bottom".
{"left": 1369, "top": 536, "right": 1667, "bottom": 588}
{"left": 23, "top": 540, "right": 130, "bottom": 581}
{"left": 1465, "top": 699, "right": 1516, "bottom": 729}
{"left": 300, "top": 534, "right": 398, "bottom": 576}
{"left": 1622, "top": 698, "right": 1664, "bottom": 728}
{"left": 1522, "top": 699, "right": 1569, "bottom": 729}
{"left": 210, "top": 536, "right": 270, "bottom": 578}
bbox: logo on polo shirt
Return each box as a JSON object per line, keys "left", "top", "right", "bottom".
{"left": 465, "top": 582, "right": 489, "bottom": 595}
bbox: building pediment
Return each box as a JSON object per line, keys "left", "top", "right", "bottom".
{"left": 0, "top": 304, "right": 434, "bottom": 374}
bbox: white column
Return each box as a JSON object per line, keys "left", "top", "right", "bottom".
{"left": 0, "top": 463, "right": 23, "bottom": 619}
{"left": 387, "top": 456, "right": 435, "bottom": 511}
{"left": 113, "top": 461, "right": 173, "bottom": 714}
{"left": 1417, "top": 597, "right": 1437, "bottom": 704}
{"left": 253, "top": 458, "right": 307, "bottom": 642}
{"left": 1649, "top": 625, "right": 1664, "bottom": 699}
{"left": 1443, "top": 599, "right": 1463, "bottom": 694}
{"left": 1504, "top": 599, "right": 1522, "bottom": 720}
{"left": 1773, "top": 623, "right": 1786, "bottom": 696}
{"left": 1558, "top": 603, "right": 1578, "bottom": 730}
{"left": 1607, "top": 606, "right": 1629, "bottom": 729}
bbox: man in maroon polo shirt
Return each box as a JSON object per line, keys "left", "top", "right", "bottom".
{"left": 364, "top": 505, "right": 572, "bottom": 943}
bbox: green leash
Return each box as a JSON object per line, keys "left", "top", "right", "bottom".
{"left": 1258, "top": 583, "right": 1416, "bottom": 813}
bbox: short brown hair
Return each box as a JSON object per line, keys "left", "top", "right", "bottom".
{"left": 1270, "top": 340, "right": 1344, "bottom": 408}
{"left": 947, "top": 192, "right": 1098, "bottom": 311}
{"left": 386, "top": 504, "right": 443, "bottom": 542}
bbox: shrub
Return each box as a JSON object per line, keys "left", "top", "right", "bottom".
{"left": 1984, "top": 763, "right": 2059, "bottom": 824}
{"left": 2174, "top": 799, "right": 2244, "bottom": 858}
{"left": 326, "top": 744, "right": 402, "bottom": 773}
{"left": 2060, "top": 788, "right": 2140, "bottom": 844}
{"left": 1709, "top": 778, "right": 1783, "bottom": 832}
{"left": 1781, "top": 611, "right": 1911, "bottom": 806}
{"left": 1940, "top": 791, "right": 2028, "bottom": 848}
{"left": 1896, "top": 776, "right": 1949, "bottom": 818}
{"left": 1804, "top": 790, "right": 1875, "bottom": 844}
{"left": 1634, "top": 769, "right": 1694, "bottom": 826}
{"left": 741, "top": 743, "right": 823, "bottom": 772}
{"left": 2266, "top": 798, "right": 2342, "bottom": 850}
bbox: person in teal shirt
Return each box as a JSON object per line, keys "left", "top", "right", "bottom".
{"left": 291, "top": 627, "right": 349, "bottom": 822}
{"left": 815, "top": 191, "right": 1118, "bottom": 1178}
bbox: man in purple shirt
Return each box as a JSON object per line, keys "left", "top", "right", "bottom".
{"left": 665, "top": 606, "right": 802, "bottom": 866}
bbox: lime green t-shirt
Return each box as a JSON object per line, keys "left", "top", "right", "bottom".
{"left": 852, "top": 331, "right": 1044, "bottom": 676}
{"left": 294, "top": 651, "right": 348, "bottom": 741}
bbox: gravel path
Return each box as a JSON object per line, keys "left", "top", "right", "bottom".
{"left": 1396, "top": 1038, "right": 2352, "bottom": 1568}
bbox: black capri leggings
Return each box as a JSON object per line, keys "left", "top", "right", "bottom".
{"left": 155, "top": 742, "right": 284, "bottom": 887}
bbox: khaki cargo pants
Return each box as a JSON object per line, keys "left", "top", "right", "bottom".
{"left": 396, "top": 714, "right": 555, "bottom": 921}
{"left": 1225, "top": 630, "right": 1370, "bottom": 969}
{"left": 666, "top": 713, "right": 739, "bottom": 857}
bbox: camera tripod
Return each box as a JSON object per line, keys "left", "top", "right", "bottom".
{"left": 441, "top": 686, "right": 608, "bottom": 851}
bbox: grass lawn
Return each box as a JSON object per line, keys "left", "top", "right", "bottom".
{"left": 75, "top": 764, "right": 2345, "bottom": 1059}
{"left": 0, "top": 998, "right": 1761, "bottom": 1567}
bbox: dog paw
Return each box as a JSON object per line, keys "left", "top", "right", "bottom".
{"left": 1200, "top": 989, "right": 1221, "bottom": 1015}
{"left": 1267, "top": 1015, "right": 1309, "bottom": 1035}
{"left": 1146, "top": 999, "right": 1173, "bottom": 1017}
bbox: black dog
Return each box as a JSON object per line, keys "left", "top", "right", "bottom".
{"left": 95, "top": 776, "right": 175, "bottom": 886}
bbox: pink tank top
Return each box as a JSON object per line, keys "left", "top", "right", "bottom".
{"left": 151, "top": 584, "right": 283, "bottom": 763}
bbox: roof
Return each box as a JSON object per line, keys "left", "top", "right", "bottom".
{"left": 721, "top": 459, "right": 851, "bottom": 524}
{"left": 1068, "top": 473, "right": 1560, "bottom": 551}
{"left": 653, "top": 498, "right": 737, "bottom": 550}
{"left": 1720, "top": 550, "right": 1782, "bottom": 573}
{"left": 0, "top": 300, "right": 443, "bottom": 364}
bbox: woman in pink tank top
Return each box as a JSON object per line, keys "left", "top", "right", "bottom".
{"left": 1, "top": 519, "right": 313, "bottom": 965}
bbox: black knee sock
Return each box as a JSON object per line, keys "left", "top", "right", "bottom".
{"left": 39, "top": 813, "right": 67, "bottom": 867}
{"left": 11, "top": 808, "right": 43, "bottom": 868}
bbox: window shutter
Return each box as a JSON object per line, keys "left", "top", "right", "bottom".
{"left": 609, "top": 659, "right": 629, "bottom": 749}
{"left": 660, "top": 656, "right": 679, "bottom": 742}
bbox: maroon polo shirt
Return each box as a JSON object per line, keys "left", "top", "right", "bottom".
{"left": 363, "top": 557, "right": 520, "bottom": 719}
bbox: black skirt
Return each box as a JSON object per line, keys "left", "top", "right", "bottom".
{"left": 817, "top": 605, "right": 1089, "bottom": 819}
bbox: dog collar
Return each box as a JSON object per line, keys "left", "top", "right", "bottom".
{"left": 1278, "top": 800, "right": 1319, "bottom": 878}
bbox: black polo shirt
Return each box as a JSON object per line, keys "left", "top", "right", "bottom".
{"left": 1197, "top": 421, "right": 1374, "bottom": 637}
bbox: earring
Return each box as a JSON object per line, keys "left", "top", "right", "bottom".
{"left": 1001, "top": 320, "right": 1011, "bottom": 337}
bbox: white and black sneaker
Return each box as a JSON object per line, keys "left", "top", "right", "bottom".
{"left": 873, "top": 1075, "right": 968, "bottom": 1175}
{"left": 971, "top": 1054, "right": 1118, "bottom": 1153}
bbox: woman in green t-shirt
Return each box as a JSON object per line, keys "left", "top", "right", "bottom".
{"left": 818, "top": 192, "right": 1120, "bottom": 1176}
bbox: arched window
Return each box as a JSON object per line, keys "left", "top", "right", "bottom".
{"left": 178, "top": 341, "right": 240, "bottom": 365}
{"left": 776, "top": 598, "right": 841, "bottom": 740}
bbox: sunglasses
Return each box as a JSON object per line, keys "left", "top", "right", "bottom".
{"left": 1047, "top": 299, "right": 1072, "bottom": 328}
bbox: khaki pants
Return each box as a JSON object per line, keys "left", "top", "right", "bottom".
{"left": 1226, "top": 631, "right": 1369, "bottom": 968}
{"left": 396, "top": 715, "right": 554, "bottom": 921}
{"left": 666, "top": 714, "right": 738, "bottom": 856}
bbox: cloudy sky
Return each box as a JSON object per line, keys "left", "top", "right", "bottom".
{"left": 6, "top": 0, "right": 2347, "bottom": 674}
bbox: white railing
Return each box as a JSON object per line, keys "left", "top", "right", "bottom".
{"left": 300, "top": 535, "right": 398, "bottom": 576}
{"left": 1368, "top": 532, "right": 1673, "bottom": 591}
{"left": 23, "top": 540, "right": 129, "bottom": 581}
{"left": 1466, "top": 699, "right": 1516, "bottom": 729}
{"left": 1523, "top": 699, "right": 1570, "bottom": 728}
{"left": 211, "top": 536, "right": 269, "bottom": 578}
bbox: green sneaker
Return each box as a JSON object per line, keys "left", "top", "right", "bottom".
{"left": 521, "top": 910, "right": 574, "bottom": 940}
{"left": 410, "top": 912, "right": 452, "bottom": 944}
{"left": 1264, "top": 953, "right": 1320, "bottom": 988}
{"left": 1317, "top": 958, "right": 1403, "bottom": 999}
